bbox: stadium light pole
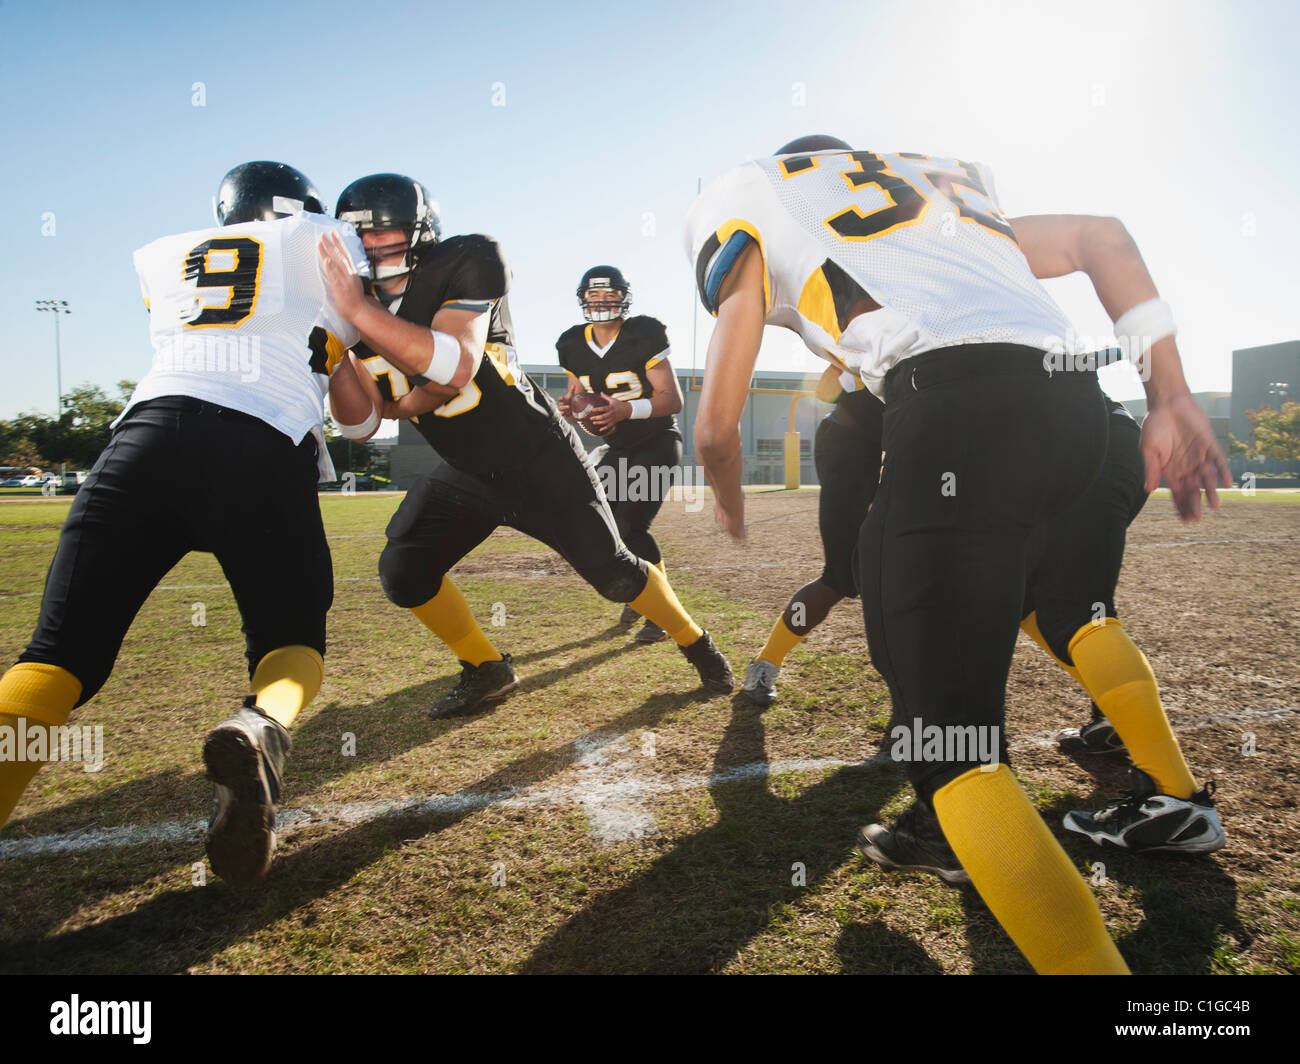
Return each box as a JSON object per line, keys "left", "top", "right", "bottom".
{"left": 34, "top": 299, "right": 71, "bottom": 416}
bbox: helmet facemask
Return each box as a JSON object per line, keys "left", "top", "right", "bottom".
{"left": 359, "top": 228, "right": 422, "bottom": 283}
{"left": 579, "top": 281, "right": 632, "bottom": 323}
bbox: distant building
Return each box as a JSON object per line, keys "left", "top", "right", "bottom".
{"left": 1229, "top": 341, "right": 1299, "bottom": 479}
{"left": 381, "top": 344, "right": 1300, "bottom": 490}
{"left": 1120, "top": 392, "right": 1233, "bottom": 464}
{"left": 387, "top": 365, "right": 832, "bottom": 489}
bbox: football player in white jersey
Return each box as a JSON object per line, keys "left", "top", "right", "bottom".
{"left": 0, "top": 162, "right": 369, "bottom": 888}
{"left": 687, "top": 135, "right": 1230, "bottom": 974}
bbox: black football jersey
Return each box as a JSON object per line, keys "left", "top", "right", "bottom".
{"left": 356, "top": 234, "right": 556, "bottom": 473}
{"left": 555, "top": 315, "right": 681, "bottom": 450}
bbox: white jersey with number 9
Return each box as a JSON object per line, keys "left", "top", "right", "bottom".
{"left": 126, "top": 212, "right": 370, "bottom": 448}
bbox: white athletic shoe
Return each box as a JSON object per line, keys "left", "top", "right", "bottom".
{"left": 1063, "top": 769, "right": 1226, "bottom": 853}
{"left": 740, "top": 659, "right": 780, "bottom": 707}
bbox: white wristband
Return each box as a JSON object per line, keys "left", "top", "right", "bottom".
{"left": 1113, "top": 297, "right": 1176, "bottom": 360}
{"left": 337, "top": 406, "right": 380, "bottom": 440}
{"left": 426, "top": 330, "right": 462, "bottom": 386}
{"left": 628, "top": 398, "right": 653, "bottom": 420}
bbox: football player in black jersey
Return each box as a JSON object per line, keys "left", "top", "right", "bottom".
{"left": 319, "top": 175, "right": 733, "bottom": 716}
{"left": 555, "top": 267, "right": 684, "bottom": 643}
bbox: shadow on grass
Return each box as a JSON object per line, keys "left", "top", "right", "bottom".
{"left": 518, "top": 698, "right": 908, "bottom": 973}
{"left": 1, "top": 635, "right": 643, "bottom": 847}
{"left": 0, "top": 685, "right": 719, "bottom": 973}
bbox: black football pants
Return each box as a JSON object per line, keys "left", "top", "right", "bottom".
{"left": 859, "top": 345, "right": 1108, "bottom": 800}
{"left": 594, "top": 431, "right": 683, "bottom": 567}
{"left": 816, "top": 388, "right": 884, "bottom": 598}
{"left": 1023, "top": 405, "right": 1149, "bottom": 663}
{"left": 380, "top": 417, "right": 648, "bottom": 607}
{"left": 18, "top": 397, "right": 333, "bottom": 706}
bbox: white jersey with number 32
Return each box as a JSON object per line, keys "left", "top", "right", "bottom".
{"left": 126, "top": 212, "right": 369, "bottom": 446}
{"left": 686, "top": 150, "right": 1077, "bottom": 396}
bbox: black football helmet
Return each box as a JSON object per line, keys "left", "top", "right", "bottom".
{"left": 335, "top": 173, "right": 441, "bottom": 283}
{"left": 215, "top": 161, "right": 324, "bottom": 226}
{"left": 774, "top": 135, "right": 852, "bottom": 155}
{"left": 577, "top": 265, "right": 632, "bottom": 323}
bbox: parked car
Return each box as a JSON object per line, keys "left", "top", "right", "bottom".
{"left": 0, "top": 477, "right": 24, "bottom": 487}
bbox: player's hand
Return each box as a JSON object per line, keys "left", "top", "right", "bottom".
{"left": 1140, "top": 391, "right": 1232, "bottom": 521}
{"left": 318, "top": 231, "right": 366, "bottom": 321}
{"left": 556, "top": 393, "right": 573, "bottom": 418}
{"left": 588, "top": 393, "right": 631, "bottom": 432}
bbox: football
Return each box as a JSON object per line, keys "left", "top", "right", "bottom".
{"left": 569, "top": 391, "right": 612, "bottom": 419}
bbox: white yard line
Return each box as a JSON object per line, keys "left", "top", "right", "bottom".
{"left": 2, "top": 704, "right": 1294, "bottom": 861}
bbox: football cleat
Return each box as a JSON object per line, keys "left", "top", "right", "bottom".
{"left": 635, "top": 618, "right": 668, "bottom": 644}
{"left": 739, "top": 659, "right": 781, "bottom": 707}
{"left": 619, "top": 604, "right": 640, "bottom": 626}
{"left": 1058, "top": 716, "right": 1127, "bottom": 756}
{"left": 429, "top": 654, "right": 519, "bottom": 720}
{"left": 1063, "top": 769, "right": 1226, "bottom": 853}
{"left": 679, "top": 631, "right": 735, "bottom": 693}
{"left": 856, "top": 800, "right": 971, "bottom": 886}
{"left": 203, "top": 695, "right": 291, "bottom": 887}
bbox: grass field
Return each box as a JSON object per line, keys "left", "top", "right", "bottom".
{"left": 0, "top": 488, "right": 1297, "bottom": 974}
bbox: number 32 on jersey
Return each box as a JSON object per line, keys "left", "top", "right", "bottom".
{"left": 779, "top": 151, "right": 1017, "bottom": 246}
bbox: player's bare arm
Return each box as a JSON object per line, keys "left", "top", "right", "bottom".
{"left": 389, "top": 376, "right": 463, "bottom": 420}
{"left": 695, "top": 239, "right": 766, "bottom": 540}
{"left": 318, "top": 231, "right": 479, "bottom": 389}
{"left": 1010, "top": 213, "right": 1231, "bottom": 521}
{"left": 587, "top": 359, "right": 684, "bottom": 432}
{"left": 328, "top": 352, "right": 384, "bottom": 442}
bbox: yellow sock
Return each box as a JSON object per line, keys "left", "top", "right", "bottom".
{"left": 0, "top": 663, "right": 81, "bottom": 830}
{"left": 250, "top": 646, "right": 323, "bottom": 729}
{"left": 1021, "top": 611, "right": 1083, "bottom": 686}
{"left": 409, "top": 577, "right": 501, "bottom": 667}
{"left": 1068, "top": 620, "right": 1196, "bottom": 798}
{"left": 654, "top": 559, "right": 666, "bottom": 576}
{"left": 758, "top": 616, "right": 804, "bottom": 668}
{"left": 933, "top": 765, "right": 1129, "bottom": 974}
{"left": 629, "top": 564, "right": 703, "bottom": 647}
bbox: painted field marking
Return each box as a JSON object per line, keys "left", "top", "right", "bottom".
{"left": 2, "top": 705, "right": 1294, "bottom": 860}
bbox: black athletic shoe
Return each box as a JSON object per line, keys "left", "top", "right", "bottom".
{"left": 619, "top": 605, "right": 640, "bottom": 626}
{"left": 635, "top": 618, "right": 668, "bottom": 644}
{"left": 429, "top": 654, "right": 519, "bottom": 719}
{"left": 679, "top": 631, "right": 735, "bottom": 693}
{"left": 1063, "top": 768, "right": 1226, "bottom": 853}
{"left": 1058, "top": 716, "right": 1127, "bottom": 756}
{"left": 857, "top": 800, "right": 971, "bottom": 886}
{"left": 203, "top": 696, "right": 291, "bottom": 888}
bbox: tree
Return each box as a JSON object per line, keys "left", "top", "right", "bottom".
{"left": 1245, "top": 401, "right": 1300, "bottom": 463}
{"left": 0, "top": 380, "right": 135, "bottom": 470}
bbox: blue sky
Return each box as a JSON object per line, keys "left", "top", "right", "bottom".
{"left": 2, "top": 0, "right": 1297, "bottom": 424}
